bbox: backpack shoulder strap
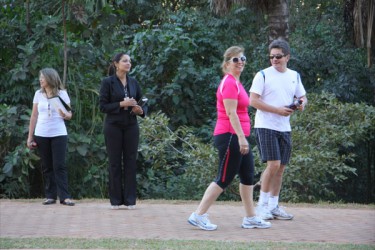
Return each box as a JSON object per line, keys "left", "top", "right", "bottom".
{"left": 260, "top": 70, "right": 265, "bottom": 82}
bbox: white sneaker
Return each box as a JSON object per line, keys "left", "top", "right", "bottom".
{"left": 188, "top": 212, "right": 198, "bottom": 226}
{"left": 256, "top": 205, "right": 274, "bottom": 220}
{"left": 127, "top": 205, "right": 136, "bottom": 210}
{"left": 111, "top": 205, "right": 120, "bottom": 210}
{"left": 188, "top": 212, "right": 217, "bottom": 231}
{"left": 271, "top": 205, "right": 294, "bottom": 220}
{"left": 242, "top": 216, "right": 271, "bottom": 229}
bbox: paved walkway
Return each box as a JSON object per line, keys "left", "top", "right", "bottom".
{"left": 0, "top": 200, "right": 374, "bottom": 245}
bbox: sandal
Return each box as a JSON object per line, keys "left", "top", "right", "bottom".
{"left": 42, "top": 199, "right": 56, "bottom": 205}
{"left": 60, "top": 199, "right": 75, "bottom": 206}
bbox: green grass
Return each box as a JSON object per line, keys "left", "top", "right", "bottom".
{"left": 0, "top": 237, "right": 373, "bottom": 250}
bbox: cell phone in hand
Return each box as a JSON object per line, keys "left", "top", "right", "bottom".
{"left": 138, "top": 97, "right": 148, "bottom": 107}
{"left": 130, "top": 97, "right": 148, "bottom": 115}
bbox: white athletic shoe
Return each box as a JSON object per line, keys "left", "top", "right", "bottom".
{"left": 256, "top": 205, "right": 274, "bottom": 220}
{"left": 188, "top": 212, "right": 218, "bottom": 231}
{"left": 110, "top": 205, "right": 120, "bottom": 210}
{"left": 271, "top": 205, "right": 294, "bottom": 220}
{"left": 188, "top": 212, "right": 198, "bottom": 226}
{"left": 241, "top": 216, "right": 271, "bottom": 229}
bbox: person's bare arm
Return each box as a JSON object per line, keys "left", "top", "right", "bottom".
{"left": 297, "top": 95, "right": 308, "bottom": 111}
{"left": 223, "top": 99, "right": 249, "bottom": 155}
{"left": 27, "top": 103, "right": 38, "bottom": 148}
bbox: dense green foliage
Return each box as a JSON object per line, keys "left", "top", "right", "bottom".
{"left": 0, "top": 0, "right": 374, "bottom": 203}
{"left": 1, "top": 93, "right": 374, "bottom": 203}
{"left": 283, "top": 92, "right": 375, "bottom": 202}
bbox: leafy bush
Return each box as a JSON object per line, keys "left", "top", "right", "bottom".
{"left": 0, "top": 104, "right": 41, "bottom": 198}
{"left": 137, "top": 111, "right": 218, "bottom": 199}
{"left": 1, "top": 93, "right": 374, "bottom": 203}
{"left": 66, "top": 131, "right": 108, "bottom": 199}
{"left": 279, "top": 92, "right": 375, "bottom": 202}
{"left": 137, "top": 92, "right": 375, "bottom": 202}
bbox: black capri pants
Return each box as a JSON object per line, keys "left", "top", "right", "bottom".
{"left": 214, "top": 133, "right": 255, "bottom": 189}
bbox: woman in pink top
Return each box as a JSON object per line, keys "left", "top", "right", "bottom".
{"left": 187, "top": 46, "right": 271, "bottom": 231}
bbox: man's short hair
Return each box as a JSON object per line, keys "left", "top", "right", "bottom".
{"left": 269, "top": 39, "right": 290, "bottom": 55}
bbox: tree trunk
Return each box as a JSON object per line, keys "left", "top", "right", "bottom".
{"left": 353, "top": 0, "right": 365, "bottom": 47}
{"left": 26, "top": 0, "right": 31, "bottom": 36}
{"left": 266, "top": 0, "right": 289, "bottom": 43}
{"left": 62, "top": 0, "right": 67, "bottom": 85}
{"left": 210, "top": 0, "right": 290, "bottom": 43}
{"left": 366, "top": 0, "right": 374, "bottom": 67}
{"left": 366, "top": 140, "right": 375, "bottom": 203}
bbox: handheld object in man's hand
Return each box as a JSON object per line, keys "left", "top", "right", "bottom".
{"left": 138, "top": 97, "right": 148, "bottom": 107}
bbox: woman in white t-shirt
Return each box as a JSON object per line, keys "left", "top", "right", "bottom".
{"left": 27, "top": 68, "right": 75, "bottom": 206}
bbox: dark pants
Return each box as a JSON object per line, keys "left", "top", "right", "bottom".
{"left": 34, "top": 135, "right": 70, "bottom": 201}
{"left": 214, "top": 133, "right": 255, "bottom": 189}
{"left": 104, "top": 122, "right": 139, "bottom": 206}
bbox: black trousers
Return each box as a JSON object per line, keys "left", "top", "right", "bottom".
{"left": 214, "top": 133, "right": 255, "bottom": 189}
{"left": 34, "top": 135, "right": 70, "bottom": 201}
{"left": 104, "top": 122, "right": 139, "bottom": 206}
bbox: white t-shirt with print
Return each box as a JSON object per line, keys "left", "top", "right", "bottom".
{"left": 250, "top": 66, "right": 306, "bottom": 132}
{"left": 33, "top": 89, "right": 70, "bottom": 137}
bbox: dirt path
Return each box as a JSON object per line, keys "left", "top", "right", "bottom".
{"left": 0, "top": 200, "right": 374, "bottom": 245}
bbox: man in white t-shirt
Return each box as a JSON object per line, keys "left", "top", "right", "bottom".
{"left": 249, "top": 39, "right": 307, "bottom": 220}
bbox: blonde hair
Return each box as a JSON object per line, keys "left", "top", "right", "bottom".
{"left": 221, "top": 46, "right": 245, "bottom": 74}
{"left": 39, "top": 68, "right": 65, "bottom": 96}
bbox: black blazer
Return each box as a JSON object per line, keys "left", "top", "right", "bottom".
{"left": 99, "top": 75, "right": 147, "bottom": 125}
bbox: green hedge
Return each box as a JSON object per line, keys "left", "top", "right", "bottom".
{"left": 1, "top": 92, "right": 374, "bottom": 202}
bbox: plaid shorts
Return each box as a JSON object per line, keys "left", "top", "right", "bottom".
{"left": 255, "top": 128, "right": 292, "bottom": 165}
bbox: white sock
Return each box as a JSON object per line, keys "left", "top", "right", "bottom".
{"left": 268, "top": 195, "right": 279, "bottom": 210}
{"left": 258, "top": 191, "right": 270, "bottom": 207}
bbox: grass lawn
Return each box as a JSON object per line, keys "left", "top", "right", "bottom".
{"left": 1, "top": 237, "right": 374, "bottom": 250}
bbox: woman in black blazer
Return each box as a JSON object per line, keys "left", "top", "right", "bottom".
{"left": 99, "top": 52, "right": 147, "bottom": 209}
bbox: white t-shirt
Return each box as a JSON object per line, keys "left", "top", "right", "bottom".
{"left": 33, "top": 89, "right": 70, "bottom": 137}
{"left": 250, "top": 66, "right": 306, "bottom": 132}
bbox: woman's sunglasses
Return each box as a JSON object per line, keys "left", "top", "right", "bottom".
{"left": 269, "top": 54, "right": 286, "bottom": 60}
{"left": 229, "top": 56, "right": 247, "bottom": 63}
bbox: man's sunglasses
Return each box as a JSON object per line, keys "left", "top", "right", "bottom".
{"left": 269, "top": 54, "right": 286, "bottom": 60}
{"left": 229, "top": 56, "right": 247, "bottom": 63}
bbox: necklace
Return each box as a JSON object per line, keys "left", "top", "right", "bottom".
{"left": 44, "top": 91, "right": 52, "bottom": 117}
{"left": 48, "top": 102, "right": 51, "bottom": 117}
{"left": 124, "top": 85, "right": 128, "bottom": 98}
